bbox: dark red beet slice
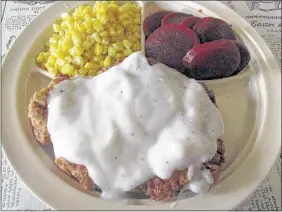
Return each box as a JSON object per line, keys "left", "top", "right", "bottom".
{"left": 181, "top": 16, "right": 201, "bottom": 29}
{"left": 182, "top": 40, "right": 240, "bottom": 79}
{"left": 161, "top": 12, "right": 193, "bottom": 26}
{"left": 232, "top": 41, "right": 251, "bottom": 75}
{"left": 143, "top": 11, "right": 172, "bottom": 38}
{"left": 147, "top": 58, "right": 160, "bottom": 66}
{"left": 145, "top": 24, "right": 199, "bottom": 71}
{"left": 193, "top": 17, "right": 236, "bottom": 43}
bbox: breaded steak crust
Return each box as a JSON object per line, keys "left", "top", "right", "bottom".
{"left": 28, "top": 75, "right": 225, "bottom": 200}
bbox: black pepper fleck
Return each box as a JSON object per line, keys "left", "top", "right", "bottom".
{"left": 115, "top": 157, "right": 117, "bottom": 159}
{"left": 121, "top": 90, "right": 123, "bottom": 93}
{"left": 166, "top": 161, "right": 169, "bottom": 164}
{"left": 60, "top": 90, "right": 64, "bottom": 93}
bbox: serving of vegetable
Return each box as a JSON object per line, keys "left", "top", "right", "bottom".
{"left": 36, "top": 1, "right": 141, "bottom": 77}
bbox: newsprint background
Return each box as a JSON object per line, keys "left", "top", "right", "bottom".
{"left": 1, "top": 0, "right": 281, "bottom": 211}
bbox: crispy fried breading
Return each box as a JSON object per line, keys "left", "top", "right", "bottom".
{"left": 28, "top": 71, "right": 225, "bottom": 200}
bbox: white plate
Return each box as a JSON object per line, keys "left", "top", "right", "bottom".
{"left": 1, "top": 1, "right": 281, "bottom": 211}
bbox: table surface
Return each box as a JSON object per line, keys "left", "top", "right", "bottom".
{"left": 1, "top": 1, "right": 281, "bottom": 211}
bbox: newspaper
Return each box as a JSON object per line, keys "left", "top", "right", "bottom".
{"left": 1, "top": 1, "right": 281, "bottom": 211}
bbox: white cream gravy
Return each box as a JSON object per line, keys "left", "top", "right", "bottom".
{"left": 47, "top": 52, "right": 224, "bottom": 199}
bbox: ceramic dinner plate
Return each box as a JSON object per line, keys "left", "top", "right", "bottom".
{"left": 1, "top": 1, "right": 281, "bottom": 211}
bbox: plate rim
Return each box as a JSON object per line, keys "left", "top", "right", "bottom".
{"left": 1, "top": 1, "right": 281, "bottom": 210}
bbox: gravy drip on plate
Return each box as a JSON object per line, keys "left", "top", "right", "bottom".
{"left": 47, "top": 52, "right": 224, "bottom": 199}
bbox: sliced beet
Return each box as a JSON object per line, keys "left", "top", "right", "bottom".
{"left": 232, "top": 41, "right": 251, "bottom": 75}
{"left": 193, "top": 17, "right": 236, "bottom": 43}
{"left": 147, "top": 58, "right": 160, "bottom": 66}
{"left": 145, "top": 24, "right": 199, "bottom": 71}
{"left": 182, "top": 40, "right": 240, "bottom": 79}
{"left": 143, "top": 11, "right": 172, "bottom": 38}
{"left": 181, "top": 16, "right": 201, "bottom": 29}
{"left": 161, "top": 12, "right": 193, "bottom": 26}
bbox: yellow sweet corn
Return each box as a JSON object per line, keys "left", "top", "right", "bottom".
{"left": 94, "top": 43, "right": 103, "bottom": 56}
{"left": 122, "top": 40, "right": 132, "bottom": 50}
{"left": 61, "top": 64, "right": 74, "bottom": 75}
{"left": 36, "top": 1, "right": 141, "bottom": 76}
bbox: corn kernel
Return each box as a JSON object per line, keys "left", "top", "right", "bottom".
{"left": 134, "top": 17, "right": 141, "bottom": 24}
{"left": 56, "top": 58, "right": 65, "bottom": 66}
{"left": 74, "top": 45, "right": 84, "bottom": 55}
{"left": 83, "top": 51, "right": 93, "bottom": 60}
{"left": 133, "top": 25, "right": 140, "bottom": 33}
{"left": 85, "top": 62, "right": 100, "bottom": 70}
{"left": 83, "top": 20, "right": 93, "bottom": 29}
{"left": 69, "top": 48, "right": 76, "bottom": 56}
{"left": 125, "top": 23, "right": 134, "bottom": 32}
{"left": 101, "top": 37, "right": 110, "bottom": 45}
{"left": 79, "top": 67, "right": 88, "bottom": 75}
{"left": 103, "top": 56, "right": 111, "bottom": 67}
{"left": 59, "top": 30, "right": 65, "bottom": 37}
{"left": 100, "top": 30, "right": 109, "bottom": 37}
{"left": 64, "top": 56, "right": 72, "bottom": 64}
{"left": 128, "top": 36, "right": 136, "bottom": 43}
{"left": 54, "top": 50, "right": 65, "bottom": 59}
{"left": 124, "top": 49, "right": 133, "bottom": 56}
{"left": 122, "top": 40, "right": 132, "bottom": 50}
{"left": 100, "top": 14, "right": 109, "bottom": 25}
{"left": 100, "top": 4, "right": 108, "bottom": 13}
{"left": 76, "top": 22, "right": 86, "bottom": 33}
{"left": 61, "top": 64, "right": 74, "bottom": 75}
{"left": 49, "top": 37, "right": 58, "bottom": 44}
{"left": 92, "top": 32, "right": 102, "bottom": 43}
{"left": 36, "top": 52, "right": 45, "bottom": 63}
{"left": 116, "top": 26, "right": 124, "bottom": 36}
{"left": 93, "top": 55, "right": 104, "bottom": 62}
{"left": 43, "top": 52, "right": 51, "bottom": 60}
{"left": 53, "top": 24, "right": 61, "bottom": 32}
{"left": 47, "top": 56, "right": 56, "bottom": 65}
{"left": 102, "top": 45, "right": 109, "bottom": 54}
{"left": 88, "top": 70, "right": 97, "bottom": 76}
{"left": 93, "top": 20, "right": 104, "bottom": 32}
{"left": 83, "top": 5, "right": 93, "bottom": 15}
{"left": 72, "top": 56, "right": 85, "bottom": 67}
{"left": 116, "top": 52, "right": 124, "bottom": 60}
{"left": 113, "top": 42, "right": 123, "bottom": 51}
{"left": 94, "top": 43, "right": 103, "bottom": 56}
{"left": 108, "top": 45, "right": 117, "bottom": 57}
{"left": 72, "top": 34, "right": 82, "bottom": 45}
{"left": 109, "top": 28, "right": 117, "bottom": 36}
{"left": 86, "top": 35, "right": 95, "bottom": 44}
{"left": 82, "top": 40, "right": 91, "bottom": 49}
{"left": 97, "top": 70, "right": 103, "bottom": 75}
{"left": 54, "top": 63, "right": 61, "bottom": 70}
{"left": 134, "top": 32, "right": 141, "bottom": 39}
{"left": 47, "top": 67, "right": 58, "bottom": 75}
{"left": 133, "top": 42, "right": 141, "bottom": 51}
